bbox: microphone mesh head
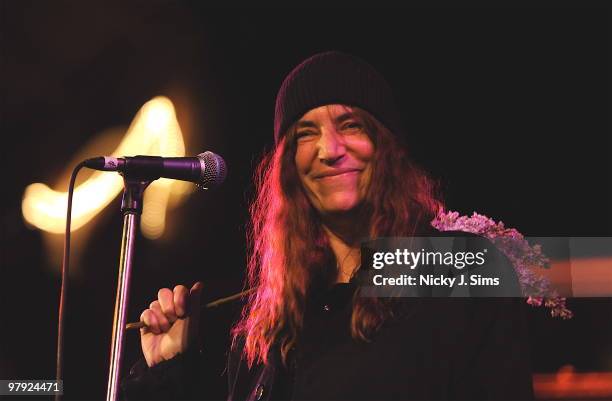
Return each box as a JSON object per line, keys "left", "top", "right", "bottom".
{"left": 197, "top": 151, "right": 227, "bottom": 189}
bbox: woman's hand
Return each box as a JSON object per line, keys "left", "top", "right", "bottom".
{"left": 139, "top": 282, "right": 203, "bottom": 368}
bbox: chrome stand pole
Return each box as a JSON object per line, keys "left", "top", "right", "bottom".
{"left": 106, "top": 178, "right": 150, "bottom": 401}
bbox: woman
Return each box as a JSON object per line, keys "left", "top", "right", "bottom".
{"left": 122, "top": 51, "right": 533, "bottom": 400}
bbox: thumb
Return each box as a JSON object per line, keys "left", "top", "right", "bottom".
{"left": 187, "top": 281, "right": 203, "bottom": 344}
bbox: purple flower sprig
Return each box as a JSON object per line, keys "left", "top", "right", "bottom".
{"left": 431, "top": 210, "right": 573, "bottom": 319}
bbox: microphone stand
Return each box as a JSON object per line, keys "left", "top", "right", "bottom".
{"left": 106, "top": 175, "right": 151, "bottom": 401}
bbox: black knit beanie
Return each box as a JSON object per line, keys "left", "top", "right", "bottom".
{"left": 274, "top": 51, "right": 403, "bottom": 144}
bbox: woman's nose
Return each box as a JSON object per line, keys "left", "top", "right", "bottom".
{"left": 317, "top": 128, "right": 346, "bottom": 165}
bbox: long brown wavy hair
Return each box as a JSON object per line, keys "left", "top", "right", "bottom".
{"left": 232, "top": 106, "right": 443, "bottom": 368}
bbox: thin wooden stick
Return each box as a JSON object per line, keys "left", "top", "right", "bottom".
{"left": 125, "top": 288, "right": 255, "bottom": 331}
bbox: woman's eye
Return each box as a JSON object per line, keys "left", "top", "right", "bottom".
{"left": 296, "top": 131, "right": 315, "bottom": 141}
{"left": 341, "top": 121, "right": 363, "bottom": 131}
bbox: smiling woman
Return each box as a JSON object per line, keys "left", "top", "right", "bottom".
{"left": 293, "top": 105, "right": 374, "bottom": 216}
{"left": 121, "top": 51, "right": 534, "bottom": 401}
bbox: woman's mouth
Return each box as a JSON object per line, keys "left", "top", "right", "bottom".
{"left": 315, "top": 168, "right": 361, "bottom": 180}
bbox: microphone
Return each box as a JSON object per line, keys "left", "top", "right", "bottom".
{"left": 84, "top": 151, "right": 227, "bottom": 189}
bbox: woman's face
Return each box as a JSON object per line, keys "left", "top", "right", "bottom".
{"left": 294, "top": 104, "right": 374, "bottom": 216}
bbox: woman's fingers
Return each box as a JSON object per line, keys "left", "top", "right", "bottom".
{"left": 173, "top": 285, "right": 189, "bottom": 318}
{"left": 140, "top": 283, "right": 202, "bottom": 335}
{"left": 149, "top": 300, "right": 171, "bottom": 332}
{"left": 139, "top": 283, "right": 203, "bottom": 367}
{"left": 140, "top": 309, "right": 161, "bottom": 335}
{"left": 158, "top": 288, "right": 178, "bottom": 323}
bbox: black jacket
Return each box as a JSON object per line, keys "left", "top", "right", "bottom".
{"left": 121, "top": 233, "right": 534, "bottom": 401}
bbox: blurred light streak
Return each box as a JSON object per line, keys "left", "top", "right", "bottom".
{"left": 533, "top": 366, "right": 612, "bottom": 399}
{"left": 21, "top": 96, "right": 193, "bottom": 239}
{"left": 533, "top": 257, "right": 612, "bottom": 296}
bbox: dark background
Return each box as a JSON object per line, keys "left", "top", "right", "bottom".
{"left": 1, "top": 2, "right": 611, "bottom": 400}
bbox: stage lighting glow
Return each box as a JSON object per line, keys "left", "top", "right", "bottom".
{"left": 21, "top": 96, "right": 192, "bottom": 239}
{"left": 141, "top": 179, "right": 173, "bottom": 240}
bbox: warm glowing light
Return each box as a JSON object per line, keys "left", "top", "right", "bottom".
{"left": 141, "top": 179, "right": 173, "bottom": 239}
{"left": 533, "top": 368, "right": 612, "bottom": 399}
{"left": 21, "top": 96, "right": 193, "bottom": 239}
